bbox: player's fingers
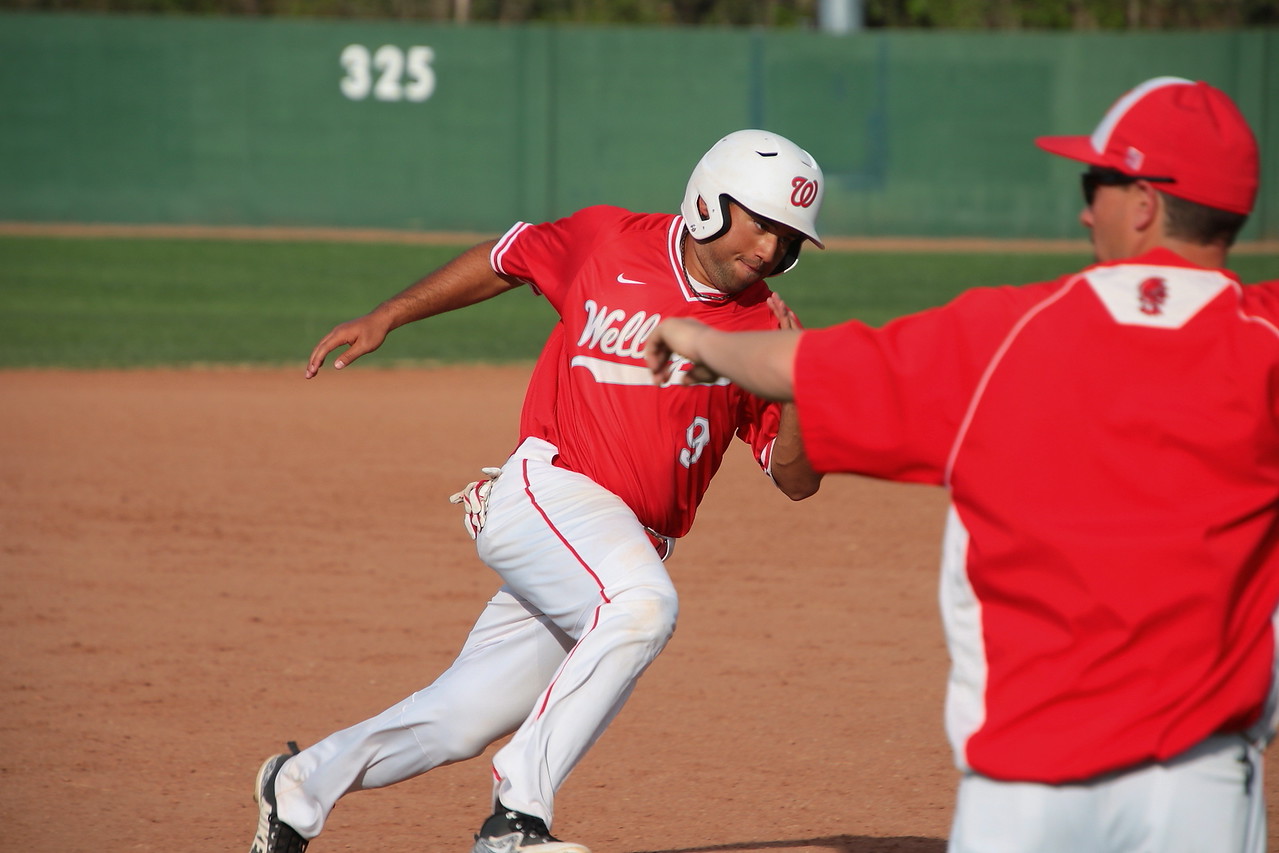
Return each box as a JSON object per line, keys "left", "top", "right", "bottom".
{"left": 331, "top": 337, "right": 380, "bottom": 371}
{"left": 644, "top": 347, "right": 676, "bottom": 385}
{"left": 768, "top": 292, "right": 801, "bottom": 330}
{"left": 643, "top": 334, "right": 672, "bottom": 377}
{"left": 305, "top": 327, "right": 353, "bottom": 378}
{"left": 648, "top": 356, "right": 673, "bottom": 386}
{"left": 644, "top": 348, "right": 667, "bottom": 378}
{"left": 305, "top": 337, "right": 339, "bottom": 378}
{"left": 686, "top": 363, "right": 722, "bottom": 385}
{"left": 306, "top": 317, "right": 392, "bottom": 377}
{"left": 342, "top": 318, "right": 395, "bottom": 364}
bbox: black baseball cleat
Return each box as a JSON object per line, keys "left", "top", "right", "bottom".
{"left": 250, "top": 742, "right": 309, "bottom": 853}
{"left": 470, "top": 804, "right": 591, "bottom": 853}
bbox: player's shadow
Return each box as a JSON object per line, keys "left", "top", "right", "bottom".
{"left": 632, "top": 836, "right": 947, "bottom": 853}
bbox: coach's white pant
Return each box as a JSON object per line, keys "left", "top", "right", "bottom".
{"left": 274, "top": 437, "right": 677, "bottom": 838}
{"left": 948, "top": 734, "right": 1266, "bottom": 853}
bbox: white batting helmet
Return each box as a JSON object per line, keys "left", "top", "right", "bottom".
{"left": 681, "top": 129, "right": 825, "bottom": 273}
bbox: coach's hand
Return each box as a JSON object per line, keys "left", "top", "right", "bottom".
{"left": 645, "top": 318, "right": 721, "bottom": 386}
{"left": 306, "top": 310, "right": 394, "bottom": 378}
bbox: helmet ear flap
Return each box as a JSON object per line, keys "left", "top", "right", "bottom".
{"left": 682, "top": 173, "right": 732, "bottom": 242}
{"left": 690, "top": 193, "right": 733, "bottom": 243}
{"left": 774, "top": 240, "right": 802, "bottom": 276}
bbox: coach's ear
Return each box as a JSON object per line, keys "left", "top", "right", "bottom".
{"left": 1133, "top": 180, "right": 1164, "bottom": 235}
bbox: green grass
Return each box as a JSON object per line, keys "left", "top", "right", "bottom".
{"left": 0, "top": 237, "right": 557, "bottom": 368}
{"left": 0, "top": 235, "right": 1274, "bottom": 368}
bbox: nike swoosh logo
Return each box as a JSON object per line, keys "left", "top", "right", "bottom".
{"left": 616, "top": 274, "right": 646, "bottom": 285}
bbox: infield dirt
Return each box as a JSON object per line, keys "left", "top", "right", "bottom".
{"left": 3, "top": 366, "right": 1276, "bottom": 852}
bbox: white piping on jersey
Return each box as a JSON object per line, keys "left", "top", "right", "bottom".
{"left": 668, "top": 216, "right": 731, "bottom": 304}
{"left": 942, "top": 276, "right": 1083, "bottom": 488}
{"left": 667, "top": 217, "right": 697, "bottom": 302}
{"left": 760, "top": 437, "right": 776, "bottom": 481}
{"left": 1235, "top": 281, "right": 1279, "bottom": 341}
{"left": 490, "top": 221, "right": 540, "bottom": 293}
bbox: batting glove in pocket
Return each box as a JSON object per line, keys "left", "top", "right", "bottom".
{"left": 448, "top": 466, "right": 504, "bottom": 540}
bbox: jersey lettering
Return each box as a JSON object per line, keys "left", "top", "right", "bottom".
{"left": 678, "top": 416, "right": 711, "bottom": 468}
{"left": 577, "top": 300, "right": 661, "bottom": 360}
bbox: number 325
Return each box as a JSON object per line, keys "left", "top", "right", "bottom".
{"left": 340, "top": 44, "right": 436, "bottom": 102}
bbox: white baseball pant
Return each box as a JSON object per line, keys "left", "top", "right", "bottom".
{"left": 274, "top": 437, "right": 677, "bottom": 838}
{"left": 948, "top": 733, "right": 1266, "bottom": 852}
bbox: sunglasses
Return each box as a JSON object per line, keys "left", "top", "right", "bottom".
{"left": 1080, "top": 168, "right": 1176, "bottom": 206}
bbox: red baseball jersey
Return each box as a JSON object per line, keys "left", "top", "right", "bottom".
{"left": 793, "top": 247, "right": 1279, "bottom": 783}
{"left": 490, "top": 205, "right": 785, "bottom": 538}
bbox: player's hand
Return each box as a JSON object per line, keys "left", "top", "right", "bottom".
{"left": 305, "top": 312, "right": 394, "bottom": 378}
{"left": 644, "top": 318, "right": 720, "bottom": 386}
{"left": 767, "top": 292, "right": 803, "bottom": 331}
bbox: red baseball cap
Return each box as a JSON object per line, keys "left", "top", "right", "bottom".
{"left": 1035, "top": 76, "right": 1259, "bottom": 215}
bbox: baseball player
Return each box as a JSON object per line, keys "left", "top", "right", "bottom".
{"left": 248, "top": 129, "right": 826, "bottom": 853}
{"left": 644, "top": 78, "right": 1279, "bottom": 852}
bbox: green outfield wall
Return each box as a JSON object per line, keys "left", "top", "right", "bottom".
{"left": 1, "top": 13, "right": 1275, "bottom": 241}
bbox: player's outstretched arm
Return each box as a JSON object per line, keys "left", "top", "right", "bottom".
{"left": 764, "top": 292, "right": 821, "bottom": 499}
{"left": 644, "top": 319, "right": 801, "bottom": 402}
{"left": 771, "top": 402, "right": 822, "bottom": 500}
{"left": 306, "top": 240, "right": 520, "bottom": 378}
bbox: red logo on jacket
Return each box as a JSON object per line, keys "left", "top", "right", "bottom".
{"left": 1138, "top": 277, "right": 1168, "bottom": 316}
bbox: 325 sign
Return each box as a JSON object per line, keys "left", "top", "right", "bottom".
{"left": 340, "top": 44, "right": 436, "bottom": 102}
